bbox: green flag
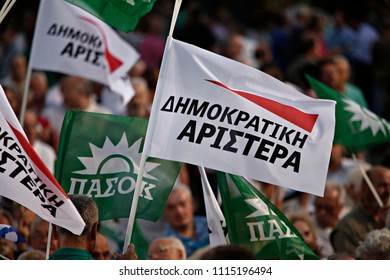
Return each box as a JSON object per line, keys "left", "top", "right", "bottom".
{"left": 217, "top": 172, "right": 319, "bottom": 260}
{"left": 65, "top": 0, "right": 157, "bottom": 32}
{"left": 307, "top": 75, "right": 390, "bottom": 153}
{"left": 56, "top": 110, "right": 181, "bottom": 221}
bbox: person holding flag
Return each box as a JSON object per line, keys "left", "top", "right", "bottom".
{"left": 331, "top": 165, "right": 390, "bottom": 256}
{"left": 50, "top": 194, "right": 137, "bottom": 260}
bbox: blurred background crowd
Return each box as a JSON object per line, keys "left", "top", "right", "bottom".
{"left": 1, "top": 0, "right": 390, "bottom": 260}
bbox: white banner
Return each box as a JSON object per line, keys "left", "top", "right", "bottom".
{"left": 0, "top": 85, "right": 85, "bottom": 235}
{"left": 30, "top": 0, "right": 139, "bottom": 104}
{"left": 147, "top": 38, "right": 336, "bottom": 196}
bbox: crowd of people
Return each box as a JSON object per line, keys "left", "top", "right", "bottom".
{"left": 1, "top": 0, "right": 390, "bottom": 260}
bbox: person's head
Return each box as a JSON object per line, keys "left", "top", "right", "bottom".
{"left": 361, "top": 166, "right": 390, "bottom": 214}
{"left": 3, "top": 86, "right": 19, "bottom": 114}
{"left": 327, "top": 252, "right": 355, "bottom": 260}
{"left": 0, "top": 209, "right": 16, "bottom": 260}
{"left": 289, "top": 212, "right": 319, "bottom": 255}
{"left": 23, "top": 109, "right": 39, "bottom": 144}
{"left": 60, "top": 76, "right": 92, "bottom": 110}
{"left": 199, "top": 245, "right": 256, "bottom": 260}
{"left": 164, "top": 184, "right": 194, "bottom": 232}
{"left": 317, "top": 57, "right": 342, "bottom": 91}
{"left": 17, "top": 249, "right": 46, "bottom": 260}
{"left": 314, "top": 181, "right": 344, "bottom": 228}
{"left": 328, "top": 144, "right": 346, "bottom": 171}
{"left": 30, "top": 217, "right": 58, "bottom": 255}
{"left": 11, "top": 202, "right": 36, "bottom": 227}
{"left": 356, "top": 228, "right": 390, "bottom": 259}
{"left": 54, "top": 194, "right": 98, "bottom": 253}
{"left": 9, "top": 54, "right": 27, "bottom": 82}
{"left": 92, "top": 232, "right": 111, "bottom": 260}
{"left": 127, "top": 77, "right": 151, "bottom": 118}
{"left": 30, "top": 71, "right": 48, "bottom": 102}
{"left": 333, "top": 55, "right": 351, "bottom": 86}
{"left": 148, "top": 237, "right": 186, "bottom": 260}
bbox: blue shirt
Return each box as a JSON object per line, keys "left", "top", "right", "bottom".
{"left": 162, "top": 216, "right": 210, "bottom": 258}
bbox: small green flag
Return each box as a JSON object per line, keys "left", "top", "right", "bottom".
{"left": 307, "top": 75, "right": 390, "bottom": 153}
{"left": 56, "top": 110, "right": 181, "bottom": 221}
{"left": 65, "top": 0, "right": 157, "bottom": 32}
{"left": 217, "top": 172, "right": 319, "bottom": 260}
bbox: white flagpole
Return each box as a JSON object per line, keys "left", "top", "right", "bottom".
{"left": 45, "top": 223, "right": 53, "bottom": 259}
{"left": 0, "top": 0, "right": 11, "bottom": 19}
{"left": 352, "top": 153, "right": 383, "bottom": 208}
{"left": 18, "top": 64, "right": 32, "bottom": 126}
{"left": 0, "top": 0, "right": 16, "bottom": 24}
{"left": 122, "top": 0, "right": 183, "bottom": 251}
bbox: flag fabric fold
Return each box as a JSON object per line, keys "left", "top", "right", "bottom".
{"left": 56, "top": 110, "right": 181, "bottom": 221}
{"left": 0, "top": 224, "right": 25, "bottom": 243}
{"left": 199, "top": 166, "right": 228, "bottom": 248}
{"left": 65, "top": 0, "right": 156, "bottom": 33}
{"left": 0, "top": 86, "right": 85, "bottom": 235}
{"left": 146, "top": 37, "right": 336, "bottom": 196}
{"left": 30, "top": 0, "right": 139, "bottom": 105}
{"left": 307, "top": 75, "right": 390, "bottom": 153}
{"left": 217, "top": 172, "right": 319, "bottom": 260}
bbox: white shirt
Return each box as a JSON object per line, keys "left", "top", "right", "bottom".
{"left": 33, "top": 140, "right": 56, "bottom": 174}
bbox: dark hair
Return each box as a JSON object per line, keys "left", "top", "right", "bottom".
{"left": 56, "top": 194, "right": 98, "bottom": 240}
{"left": 199, "top": 245, "right": 256, "bottom": 260}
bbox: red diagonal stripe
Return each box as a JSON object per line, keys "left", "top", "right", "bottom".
{"left": 79, "top": 16, "right": 123, "bottom": 73}
{"left": 8, "top": 122, "right": 67, "bottom": 196}
{"left": 207, "top": 80, "right": 318, "bottom": 133}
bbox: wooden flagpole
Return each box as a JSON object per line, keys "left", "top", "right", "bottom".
{"left": 0, "top": 0, "right": 16, "bottom": 24}
{"left": 352, "top": 153, "right": 383, "bottom": 208}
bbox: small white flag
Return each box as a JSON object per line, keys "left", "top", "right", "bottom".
{"left": 30, "top": 0, "right": 139, "bottom": 105}
{"left": 0, "top": 85, "right": 85, "bottom": 235}
{"left": 199, "top": 166, "right": 228, "bottom": 247}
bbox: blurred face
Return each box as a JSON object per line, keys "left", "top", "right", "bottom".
{"left": 164, "top": 189, "right": 194, "bottom": 231}
{"left": 0, "top": 214, "right": 14, "bottom": 259}
{"left": 293, "top": 220, "right": 315, "bottom": 246}
{"left": 4, "top": 88, "right": 18, "bottom": 113}
{"left": 364, "top": 167, "right": 390, "bottom": 211}
{"left": 335, "top": 59, "right": 350, "bottom": 84}
{"left": 148, "top": 239, "right": 183, "bottom": 260}
{"left": 10, "top": 55, "right": 27, "bottom": 80}
{"left": 131, "top": 82, "right": 150, "bottom": 107}
{"left": 329, "top": 144, "right": 345, "bottom": 170}
{"left": 61, "top": 77, "right": 82, "bottom": 110}
{"left": 23, "top": 111, "right": 38, "bottom": 144}
{"left": 320, "top": 63, "right": 341, "bottom": 91}
{"left": 92, "top": 233, "right": 110, "bottom": 260}
{"left": 30, "top": 220, "right": 58, "bottom": 255}
{"left": 314, "top": 188, "right": 342, "bottom": 228}
{"left": 30, "top": 74, "right": 48, "bottom": 100}
{"left": 12, "top": 204, "right": 36, "bottom": 225}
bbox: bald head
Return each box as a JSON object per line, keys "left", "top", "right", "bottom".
{"left": 148, "top": 237, "right": 186, "bottom": 260}
{"left": 362, "top": 166, "right": 390, "bottom": 213}
{"left": 92, "top": 232, "right": 110, "bottom": 260}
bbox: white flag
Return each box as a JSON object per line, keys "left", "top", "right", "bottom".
{"left": 30, "top": 0, "right": 139, "bottom": 105}
{"left": 147, "top": 37, "right": 336, "bottom": 196}
{"left": 198, "top": 166, "right": 227, "bottom": 247}
{"left": 0, "top": 85, "right": 85, "bottom": 235}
